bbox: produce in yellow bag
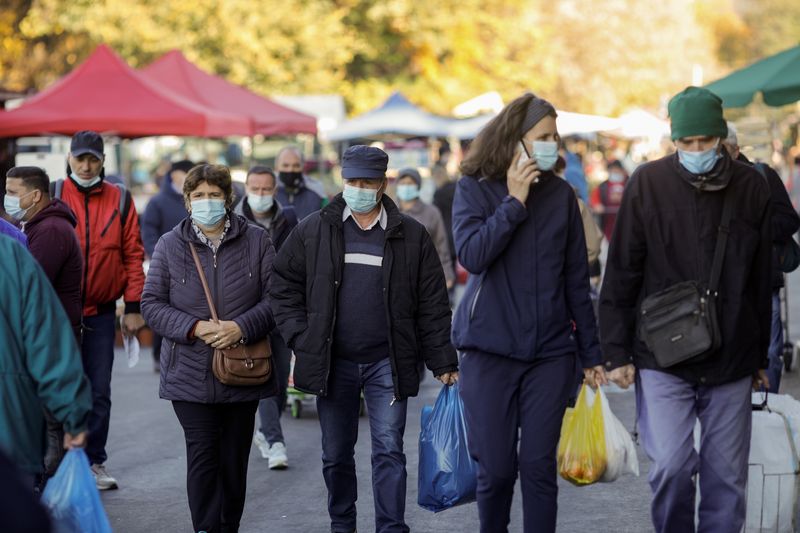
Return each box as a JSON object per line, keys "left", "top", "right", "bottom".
{"left": 557, "top": 383, "right": 607, "bottom": 485}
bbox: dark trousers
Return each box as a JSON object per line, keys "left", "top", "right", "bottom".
{"left": 172, "top": 400, "right": 258, "bottom": 533}
{"left": 460, "top": 350, "right": 575, "bottom": 533}
{"left": 317, "top": 358, "right": 409, "bottom": 533}
{"left": 257, "top": 332, "right": 292, "bottom": 444}
{"left": 81, "top": 311, "right": 116, "bottom": 465}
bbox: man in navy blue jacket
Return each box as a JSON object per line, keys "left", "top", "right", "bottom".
{"left": 141, "top": 159, "right": 193, "bottom": 370}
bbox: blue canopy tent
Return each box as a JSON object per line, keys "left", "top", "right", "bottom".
{"left": 326, "top": 92, "right": 454, "bottom": 141}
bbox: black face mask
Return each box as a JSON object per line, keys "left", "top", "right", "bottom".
{"left": 278, "top": 171, "right": 303, "bottom": 189}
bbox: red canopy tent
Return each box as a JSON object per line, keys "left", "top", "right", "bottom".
{"left": 0, "top": 44, "right": 251, "bottom": 138}
{"left": 141, "top": 50, "right": 317, "bottom": 136}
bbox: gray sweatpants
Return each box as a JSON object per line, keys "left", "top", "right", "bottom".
{"left": 636, "top": 369, "right": 752, "bottom": 533}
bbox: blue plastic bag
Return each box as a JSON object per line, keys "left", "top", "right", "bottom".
{"left": 42, "top": 449, "right": 112, "bottom": 533}
{"left": 418, "top": 383, "right": 478, "bottom": 512}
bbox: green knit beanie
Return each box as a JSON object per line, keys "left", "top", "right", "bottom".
{"left": 668, "top": 86, "right": 728, "bottom": 141}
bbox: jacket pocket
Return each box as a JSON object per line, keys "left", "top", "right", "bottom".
{"left": 100, "top": 209, "right": 119, "bottom": 238}
{"left": 468, "top": 279, "right": 484, "bottom": 321}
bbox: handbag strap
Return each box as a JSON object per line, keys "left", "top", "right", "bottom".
{"left": 189, "top": 243, "right": 219, "bottom": 322}
{"left": 708, "top": 187, "right": 735, "bottom": 295}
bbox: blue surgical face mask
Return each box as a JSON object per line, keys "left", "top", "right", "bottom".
{"left": 678, "top": 141, "right": 721, "bottom": 175}
{"left": 396, "top": 184, "right": 419, "bottom": 202}
{"left": 70, "top": 172, "right": 101, "bottom": 189}
{"left": 532, "top": 141, "right": 559, "bottom": 171}
{"left": 343, "top": 183, "right": 379, "bottom": 214}
{"left": 3, "top": 190, "right": 35, "bottom": 221}
{"left": 248, "top": 193, "right": 274, "bottom": 214}
{"left": 190, "top": 199, "right": 227, "bottom": 226}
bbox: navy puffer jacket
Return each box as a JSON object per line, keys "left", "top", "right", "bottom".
{"left": 142, "top": 213, "right": 277, "bottom": 403}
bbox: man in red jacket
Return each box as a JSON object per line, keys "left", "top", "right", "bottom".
{"left": 59, "top": 131, "right": 146, "bottom": 490}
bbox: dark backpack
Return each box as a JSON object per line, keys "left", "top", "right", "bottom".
{"left": 753, "top": 163, "right": 800, "bottom": 273}
{"left": 51, "top": 179, "right": 132, "bottom": 229}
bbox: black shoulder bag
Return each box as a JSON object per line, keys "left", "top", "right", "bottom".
{"left": 637, "top": 187, "right": 733, "bottom": 368}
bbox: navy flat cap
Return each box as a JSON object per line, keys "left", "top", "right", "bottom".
{"left": 341, "top": 145, "right": 389, "bottom": 179}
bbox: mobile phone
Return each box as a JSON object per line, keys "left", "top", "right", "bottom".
{"left": 517, "top": 141, "right": 539, "bottom": 184}
{"left": 517, "top": 141, "right": 529, "bottom": 167}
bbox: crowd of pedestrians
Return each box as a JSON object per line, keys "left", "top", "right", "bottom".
{"left": 1, "top": 84, "right": 798, "bottom": 533}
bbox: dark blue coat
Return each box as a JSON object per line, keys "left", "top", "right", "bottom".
{"left": 451, "top": 173, "right": 601, "bottom": 368}
{"left": 141, "top": 178, "right": 189, "bottom": 257}
{"left": 141, "top": 213, "right": 277, "bottom": 403}
{"left": 276, "top": 183, "right": 324, "bottom": 221}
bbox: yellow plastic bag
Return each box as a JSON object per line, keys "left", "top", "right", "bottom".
{"left": 557, "top": 384, "right": 607, "bottom": 486}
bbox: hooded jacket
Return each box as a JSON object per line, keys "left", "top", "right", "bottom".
{"left": 141, "top": 213, "right": 277, "bottom": 403}
{"left": 599, "top": 152, "right": 772, "bottom": 385}
{"left": 24, "top": 199, "right": 83, "bottom": 335}
{"left": 270, "top": 194, "right": 458, "bottom": 399}
{"left": 0, "top": 236, "right": 91, "bottom": 474}
{"left": 58, "top": 176, "right": 145, "bottom": 316}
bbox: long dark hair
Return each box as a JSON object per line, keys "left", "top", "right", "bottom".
{"left": 460, "top": 92, "right": 554, "bottom": 180}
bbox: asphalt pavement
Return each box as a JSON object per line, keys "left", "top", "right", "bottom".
{"left": 98, "top": 271, "right": 800, "bottom": 533}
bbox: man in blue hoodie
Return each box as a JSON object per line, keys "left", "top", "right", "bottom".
{"left": 141, "top": 159, "right": 194, "bottom": 370}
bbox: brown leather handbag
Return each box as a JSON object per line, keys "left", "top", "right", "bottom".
{"left": 189, "top": 243, "right": 271, "bottom": 386}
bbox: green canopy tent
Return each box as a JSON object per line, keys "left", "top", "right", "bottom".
{"left": 705, "top": 44, "right": 800, "bottom": 108}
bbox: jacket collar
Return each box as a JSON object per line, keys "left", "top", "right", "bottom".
{"left": 321, "top": 194, "right": 403, "bottom": 236}
{"left": 177, "top": 211, "right": 249, "bottom": 243}
{"left": 67, "top": 174, "right": 105, "bottom": 195}
{"left": 671, "top": 149, "right": 733, "bottom": 192}
{"left": 24, "top": 199, "right": 77, "bottom": 230}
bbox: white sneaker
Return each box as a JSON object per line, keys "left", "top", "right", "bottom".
{"left": 253, "top": 431, "right": 270, "bottom": 459}
{"left": 91, "top": 463, "right": 118, "bottom": 490}
{"left": 267, "top": 442, "right": 288, "bottom": 470}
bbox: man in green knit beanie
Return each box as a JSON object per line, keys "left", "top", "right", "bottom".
{"left": 599, "top": 85, "right": 772, "bottom": 532}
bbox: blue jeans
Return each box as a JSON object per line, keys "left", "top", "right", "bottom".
{"left": 767, "top": 290, "right": 783, "bottom": 393}
{"left": 316, "top": 357, "right": 409, "bottom": 533}
{"left": 257, "top": 332, "right": 292, "bottom": 444}
{"left": 636, "top": 369, "right": 752, "bottom": 533}
{"left": 81, "top": 312, "right": 116, "bottom": 465}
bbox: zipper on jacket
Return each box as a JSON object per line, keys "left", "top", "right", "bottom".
{"left": 81, "top": 194, "right": 91, "bottom": 310}
{"left": 99, "top": 209, "right": 118, "bottom": 238}
{"left": 169, "top": 341, "right": 177, "bottom": 370}
{"left": 323, "top": 227, "right": 343, "bottom": 396}
{"left": 211, "top": 245, "right": 222, "bottom": 403}
{"left": 382, "top": 236, "right": 402, "bottom": 402}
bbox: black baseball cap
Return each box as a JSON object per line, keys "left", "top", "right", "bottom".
{"left": 70, "top": 130, "right": 104, "bottom": 159}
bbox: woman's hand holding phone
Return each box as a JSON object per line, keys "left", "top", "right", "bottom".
{"left": 507, "top": 148, "right": 541, "bottom": 205}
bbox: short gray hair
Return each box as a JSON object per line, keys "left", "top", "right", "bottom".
{"left": 725, "top": 121, "right": 738, "bottom": 147}
{"left": 276, "top": 146, "right": 304, "bottom": 165}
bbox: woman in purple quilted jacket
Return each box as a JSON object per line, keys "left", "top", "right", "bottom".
{"left": 141, "top": 164, "right": 276, "bottom": 533}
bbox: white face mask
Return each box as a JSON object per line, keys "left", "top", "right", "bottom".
{"left": 71, "top": 172, "right": 101, "bottom": 189}
{"left": 248, "top": 193, "right": 274, "bottom": 214}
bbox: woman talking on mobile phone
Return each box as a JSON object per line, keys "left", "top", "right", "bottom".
{"left": 452, "top": 93, "right": 607, "bottom": 533}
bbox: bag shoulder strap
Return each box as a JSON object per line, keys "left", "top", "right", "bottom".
{"left": 753, "top": 162, "right": 768, "bottom": 179}
{"left": 52, "top": 179, "right": 64, "bottom": 199}
{"left": 188, "top": 243, "right": 219, "bottom": 322}
{"left": 708, "top": 187, "right": 735, "bottom": 294}
{"left": 115, "top": 183, "right": 131, "bottom": 228}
